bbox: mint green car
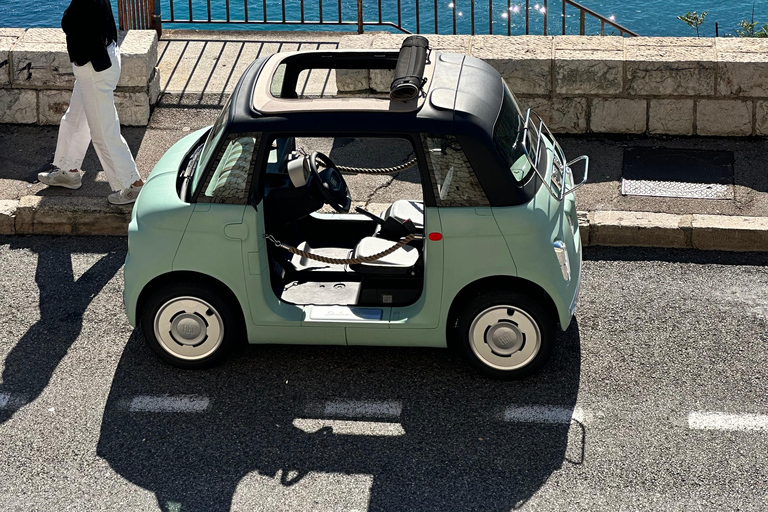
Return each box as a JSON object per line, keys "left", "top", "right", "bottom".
{"left": 123, "top": 37, "right": 587, "bottom": 379}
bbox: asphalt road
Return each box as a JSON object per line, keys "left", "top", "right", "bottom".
{"left": 0, "top": 236, "right": 767, "bottom": 511}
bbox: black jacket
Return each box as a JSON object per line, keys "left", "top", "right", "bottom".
{"left": 61, "top": 0, "right": 118, "bottom": 72}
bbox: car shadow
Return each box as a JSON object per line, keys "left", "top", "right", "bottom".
{"left": 0, "top": 237, "right": 125, "bottom": 424}
{"left": 97, "top": 320, "right": 582, "bottom": 511}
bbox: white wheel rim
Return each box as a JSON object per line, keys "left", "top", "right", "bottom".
{"left": 468, "top": 305, "right": 541, "bottom": 371}
{"left": 154, "top": 296, "right": 224, "bottom": 361}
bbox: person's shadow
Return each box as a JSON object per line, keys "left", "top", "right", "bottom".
{"left": 97, "top": 320, "right": 582, "bottom": 511}
{"left": 0, "top": 237, "right": 125, "bottom": 424}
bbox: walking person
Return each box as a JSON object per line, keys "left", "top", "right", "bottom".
{"left": 38, "top": 0, "right": 144, "bottom": 205}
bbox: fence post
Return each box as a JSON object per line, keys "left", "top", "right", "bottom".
{"left": 152, "top": 0, "right": 162, "bottom": 37}
{"left": 357, "top": 0, "right": 364, "bottom": 33}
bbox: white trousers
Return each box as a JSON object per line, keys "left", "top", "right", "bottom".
{"left": 53, "top": 44, "right": 141, "bottom": 191}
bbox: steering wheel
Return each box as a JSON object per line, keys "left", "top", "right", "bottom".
{"left": 308, "top": 151, "right": 351, "bottom": 213}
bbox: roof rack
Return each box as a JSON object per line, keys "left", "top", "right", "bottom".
{"left": 390, "top": 36, "right": 431, "bottom": 102}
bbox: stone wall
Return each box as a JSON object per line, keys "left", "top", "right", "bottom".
{"left": 338, "top": 34, "right": 768, "bottom": 137}
{"left": 0, "top": 28, "right": 159, "bottom": 126}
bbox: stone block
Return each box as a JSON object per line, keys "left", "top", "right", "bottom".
{"left": 625, "top": 43, "right": 715, "bottom": 97}
{"left": 336, "top": 69, "right": 369, "bottom": 92}
{"left": 715, "top": 38, "right": 768, "bottom": 53}
{"left": 0, "top": 200, "right": 18, "bottom": 235}
{"left": 717, "top": 52, "right": 768, "bottom": 97}
{"left": 370, "top": 68, "right": 393, "bottom": 93}
{"left": 15, "top": 196, "right": 73, "bottom": 235}
{"left": 649, "top": 99, "right": 694, "bottom": 135}
{"left": 38, "top": 89, "right": 71, "bottom": 125}
{"left": 625, "top": 37, "right": 713, "bottom": 48}
{"left": 14, "top": 195, "right": 131, "bottom": 236}
{"left": 471, "top": 36, "right": 553, "bottom": 95}
{"left": 371, "top": 34, "right": 472, "bottom": 54}
{"left": 754, "top": 101, "right": 768, "bottom": 136}
{"left": 696, "top": 100, "right": 752, "bottom": 136}
{"left": 590, "top": 211, "right": 689, "bottom": 248}
{"left": 590, "top": 98, "right": 646, "bottom": 134}
{"left": 691, "top": 215, "right": 768, "bottom": 252}
{"left": 520, "top": 96, "right": 588, "bottom": 133}
{"left": 115, "top": 92, "right": 150, "bottom": 126}
{"left": 11, "top": 40, "right": 73, "bottom": 88}
{"left": 0, "top": 89, "right": 37, "bottom": 124}
{"left": 148, "top": 67, "right": 161, "bottom": 105}
{"left": 0, "top": 29, "right": 26, "bottom": 38}
{"left": 554, "top": 36, "right": 624, "bottom": 51}
{"left": 117, "top": 30, "right": 158, "bottom": 88}
{"left": 554, "top": 49, "right": 623, "bottom": 95}
{"left": 578, "top": 211, "right": 590, "bottom": 246}
{"left": 337, "top": 34, "right": 376, "bottom": 50}
{"left": 0, "top": 37, "right": 19, "bottom": 86}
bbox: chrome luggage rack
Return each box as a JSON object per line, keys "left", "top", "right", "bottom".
{"left": 520, "top": 108, "right": 589, "bottom": 201}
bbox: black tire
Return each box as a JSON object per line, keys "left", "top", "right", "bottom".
{"left": 140, "top": 281, "right": 243, "bottom": 369}
{"left": 455, "top": 290, "right": 555, "bottom": 379}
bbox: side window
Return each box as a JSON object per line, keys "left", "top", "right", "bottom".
{"left": 421, "top": 134, "right": 489, "bottom": 207}
{"left": 199, "top": 133, "right": 261, "bottom": 204}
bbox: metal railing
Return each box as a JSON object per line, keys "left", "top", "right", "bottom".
{"left": 118, "top": 0, "right": 637, "bottom": 37}
{"left": 117, "top": 0, "right": 162, "bottom": 35}
{"left": 562, "top": 0, "right": 638, "bottom": 36}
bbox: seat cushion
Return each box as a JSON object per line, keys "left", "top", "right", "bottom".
{"left": 352, "top": 236, "right": 419, "bottom": 271}
{"left": 381, "top": 200, "right": 424, "bottom": 231}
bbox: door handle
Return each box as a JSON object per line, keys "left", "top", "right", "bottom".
{"left": 224, "top": 222, "right": 248, "bottom": 240}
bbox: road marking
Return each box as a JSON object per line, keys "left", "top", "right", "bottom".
{"left": 305, "top": 399, "right": 403, "bottom": 419}
{"left": 293, "top": 418, "right": 405, "bottom": 436}
{"left": 688, "top": 412, "right": 768, "bottom": 432}
{"left": 503, "top": 405, "right": 586, "bottom": 424}
{"left": 127, "top": 395, "right": 210, "bottom": 413}
{"left": 0, "top": 393, "right": 9, "bottom": 409}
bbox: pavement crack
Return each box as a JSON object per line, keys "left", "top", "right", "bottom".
{"left": 363, "top": 174, "right": 399, "bottom": 208}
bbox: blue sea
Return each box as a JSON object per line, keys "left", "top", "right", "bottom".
{"left": 2, "top": 0, "right": 768, "bottom": 37}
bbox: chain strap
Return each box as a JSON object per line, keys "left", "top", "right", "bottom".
{"left": 335, "top": 158, "right": 418, "bottom": 175}
{"left": 265, "top": 233, "right": 419, "bottom": 265}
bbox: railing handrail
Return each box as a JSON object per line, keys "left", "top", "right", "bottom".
{"left": 144, "top": 0, "right": 639, "bottom": 38}
{"left": 563, "top": 0, "right": 639, "bottom": 36}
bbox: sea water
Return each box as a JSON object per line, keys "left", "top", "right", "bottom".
{"left": 1, "top": 0, "right": 768, "bottom": 37}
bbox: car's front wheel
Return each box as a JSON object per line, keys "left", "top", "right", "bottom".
{"left": 141, "top": 282, "right": 241, "bottom": 369}
{"left": 456, "top": 290, "right": 555, "bottom": 379}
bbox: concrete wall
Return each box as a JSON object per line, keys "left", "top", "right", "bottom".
{"left": 0, "top": 28, "right": 159, "bottom": 126}
{"left": 338, "top": 34, "right": 768, "bottom": 137}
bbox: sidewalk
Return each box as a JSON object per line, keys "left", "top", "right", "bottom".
{"left": 1, "top": 30, "right": 767, "bottom": 251}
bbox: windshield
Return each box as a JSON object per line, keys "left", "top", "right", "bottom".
{"left": 191, "top": 97, "right": 232, "bottom": 193}
{"left": 493, "top": 82, "right": 531, "bottom": 183}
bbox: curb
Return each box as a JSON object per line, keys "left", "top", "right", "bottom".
{"left": 2, "top": 198, "right": 768, "bottom": 252}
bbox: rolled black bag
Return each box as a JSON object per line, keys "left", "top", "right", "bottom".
{"left": 390, "top": 36, "right": 429, "bottom": 101}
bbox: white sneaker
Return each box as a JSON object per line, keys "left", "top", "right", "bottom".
{"left": 108, "top": 184, "right": 143, "bottom": 205}
{"left": 38, "top": 167, "right": 82, "bottom": 190}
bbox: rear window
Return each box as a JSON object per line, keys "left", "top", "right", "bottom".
{"left": 493, "top": 83, "right": 531, "bottom": 183}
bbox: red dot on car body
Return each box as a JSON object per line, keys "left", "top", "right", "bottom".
{"left": 428, "top": 232, "right": 443, "bottom": 241}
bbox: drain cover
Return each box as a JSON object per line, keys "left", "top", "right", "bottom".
{"left": 621, "top": 147, "right": 734, "bottom": 200}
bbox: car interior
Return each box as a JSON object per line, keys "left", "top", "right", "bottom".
{"left": 261, "top": 136, "right": 427, "bottom": 308}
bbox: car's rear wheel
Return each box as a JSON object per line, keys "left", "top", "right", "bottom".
{"left": 141, "top": 282, "right": 241, "bottom": 369}
{"left": 456, "top": 290, "right": 555, "bottom": 379}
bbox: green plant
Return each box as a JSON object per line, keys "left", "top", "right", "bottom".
{"left": 735, "top": 19, "right": 768, "bottom": 37}
{"left": 677, "top": 11, "right": 709, "bottom": 37}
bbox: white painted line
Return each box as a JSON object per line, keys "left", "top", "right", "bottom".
{"left": 127, "top": 395, "right": 210, "bottom": 413}
{"left": 310, "top": 399, "right": 403, "bottom": 419}
{"left": 503, "top": 405, "right": 585, "bottom": 424}
{"left": 0, "top": 393, "right": 9, "bottom": 409}
{"left": 688, "top": 412, "right": 768, "bottom": 432}
{"left": 293, "top": 418, "right": 405, "bottom": 437}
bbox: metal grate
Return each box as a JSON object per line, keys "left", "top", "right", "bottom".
{"left": 621, "top": 147, "right": 734, "bottom": 200}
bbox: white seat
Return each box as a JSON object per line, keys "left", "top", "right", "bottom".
{"left": 380, "top": 200, "right": 424, "bottom": 231}
{"left": 350, "top": 236, "right": 419, "bottom": 274}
